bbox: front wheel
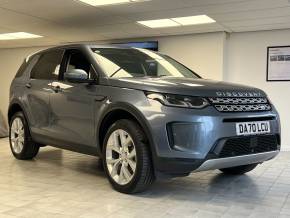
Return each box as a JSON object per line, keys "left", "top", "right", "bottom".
{"left": 219, "top": 163, "right": 258, "bottom": 175}
{"left": 9, "top": 112, "right": 39, "bottom": 160}
{"left": 103, "top": 119, "right": 155, "bottom": 194}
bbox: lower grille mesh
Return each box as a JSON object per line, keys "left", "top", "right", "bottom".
{"left": 219, "top": 135, "right": 278, "bottom": 158}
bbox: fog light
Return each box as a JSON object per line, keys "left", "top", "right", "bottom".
{"left": 168, "top": 123, "right": 204, "bottom": 152}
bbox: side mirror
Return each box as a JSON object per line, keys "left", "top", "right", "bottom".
{"left": 64, "top": 69, "right": 91, "bottom": 83}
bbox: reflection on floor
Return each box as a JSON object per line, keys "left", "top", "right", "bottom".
{"left": 0, "top": 138, "right": 290, "bottom": 218}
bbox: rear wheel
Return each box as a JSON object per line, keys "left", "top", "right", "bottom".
{"left": 9, "top": 112, "right": 39, "bottom": 160}
{"left": 220, "top": 163, "right": 258, "bottom": 175}
{"left": 103, "top": 119, "right": 155, "bottom": 194}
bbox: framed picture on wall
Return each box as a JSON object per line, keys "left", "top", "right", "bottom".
{"left": 267, "top": 46, "right": 290, "bottom": 81}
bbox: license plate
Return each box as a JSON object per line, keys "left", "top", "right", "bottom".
{"left": 236, "top": 121, "right": 270, "bottom": 136}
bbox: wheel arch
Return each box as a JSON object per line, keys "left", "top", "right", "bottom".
{"left": 8, "top": 100, "right": 27, "bottom": 124}
{"left": 97, "top": 103, "right": 157, "bottom": 164}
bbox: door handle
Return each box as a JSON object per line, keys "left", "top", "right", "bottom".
{"left": 52, "top": 85, "right": 62, "bottom": 93}
{"left": 25, "top": 83, "right": 32, "bottom": 89}
{"left": 94, "top": 96, "right": 107, "bottom": 101}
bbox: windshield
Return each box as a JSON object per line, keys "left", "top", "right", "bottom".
{"left": 91, "top": 48, "right": 200, "bottom": 79}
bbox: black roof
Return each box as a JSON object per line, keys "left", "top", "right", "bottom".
{"left": 28, "top": 43, "right": 135, "bottom": 58}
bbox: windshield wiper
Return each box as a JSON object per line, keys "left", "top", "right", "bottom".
{"left": 109, "top": 68, "right": 122, "bottom": 77}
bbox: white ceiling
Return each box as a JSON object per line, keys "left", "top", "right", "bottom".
{"left": 0, "top": 0, "right": 290, "bottom": 48}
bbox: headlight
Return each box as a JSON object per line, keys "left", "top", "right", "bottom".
{"left": 146, "top": 92, "right": 209, "bottom": 109}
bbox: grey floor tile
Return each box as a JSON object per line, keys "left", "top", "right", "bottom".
{"left": 0, "top": 138, "right": 289, "bottom": 218}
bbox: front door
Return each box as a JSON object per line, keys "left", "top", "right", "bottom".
{"left": 49, "top": 49, "right": 98, "bottom": 151}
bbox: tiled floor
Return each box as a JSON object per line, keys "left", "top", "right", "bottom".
{"left": 0, "top": 138, "right": 290, "bottom": 218}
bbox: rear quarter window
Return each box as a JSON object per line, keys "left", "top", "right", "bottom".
{"left": 15, "top": 55, "right": 40, "bottom": 79}
{"left": 15, "top": 60, "right": 28, "bottom": 78}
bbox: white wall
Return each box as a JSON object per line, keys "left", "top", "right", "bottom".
{"left": 226, "top": 29, "right": 290, "bottom": 150}
{"left": 157, "top": 32, "right": 226, "bottom": 81}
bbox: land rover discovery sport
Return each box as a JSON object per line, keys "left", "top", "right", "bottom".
{"left": 8, "top": 44, "right": 281, "bottom": 193}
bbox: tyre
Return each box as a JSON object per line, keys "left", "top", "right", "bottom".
{"left": 219, "top": 163, "right": 258, "bottom": 175}
{"left": 103, "top": 119, "right": 155, "bottom": 194}
{"left": 9, "top": 112, "right": 39, "bottom": 160}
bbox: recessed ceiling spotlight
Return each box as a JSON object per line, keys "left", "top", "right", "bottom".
{"left": 0, "top": 32, "right": 43, "bottom": 40}
{"left": 137, "top": 15, "right": 216, "bottom": 28}
{"left": 78, "top": 0, "right": 150, "bottom": 6}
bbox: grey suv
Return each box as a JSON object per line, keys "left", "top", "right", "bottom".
{"left": 8, "top": 44, "right": 281, "bottom": 193}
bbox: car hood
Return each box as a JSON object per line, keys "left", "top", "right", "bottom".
{"left": 107, "top": 77, "right": 266, "bottom": 97}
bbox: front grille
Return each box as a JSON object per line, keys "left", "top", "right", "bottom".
{"left": 208, "top": 97, "right": 271, "bottom": 112}
{"left": 219, "top": 135, "right": 278, "bottom": 158}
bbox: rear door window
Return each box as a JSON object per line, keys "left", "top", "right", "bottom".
{"left": 30, "top": 49, "right": 64, "bottom": 80}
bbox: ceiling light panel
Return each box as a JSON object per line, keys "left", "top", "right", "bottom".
{"left": 0, "top": 32, "right": 43, "bottom": 40}
{"left": 78, "top": 0, "right": 149, "bottom": 6}
{"left": 137, "top": 19, "right": 180, "bottom": 28}
{"left": 138, "top": 15, "right": 216, "bottom": 28}
{"left": 172, "top": 15, "right": 216, "bottom": 25}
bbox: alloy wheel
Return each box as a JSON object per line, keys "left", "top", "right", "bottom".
{"left": 106, "top": 129, "right": 137, "bottom": 185}
{"left": 10, "top": 118, "right": 25, "bottom": 154}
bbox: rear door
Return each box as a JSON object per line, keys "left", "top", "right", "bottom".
{"left": 25, "top": 49, "right": 64, "bottom": 137}
{"left": 49, "top": 49, "right": 98, "bottom": 150}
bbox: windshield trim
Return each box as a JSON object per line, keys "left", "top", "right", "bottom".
{"left": 160, "top": 54, "right": 202, "bottom": 79}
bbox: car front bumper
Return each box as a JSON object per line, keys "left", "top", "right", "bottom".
{"left": 141, "top": 102, "right": 281, "bottom": 176}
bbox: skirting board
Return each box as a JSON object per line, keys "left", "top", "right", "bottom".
{"left": 282, "top": 146, "right": 290, "bottom": 151}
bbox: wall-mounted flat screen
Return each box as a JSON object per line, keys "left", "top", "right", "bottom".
{"left": 112, "top": 41, "right": 158, "bottom": 51}
{"left": 267, "top": 46, "right": 290, "bottom": 81}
